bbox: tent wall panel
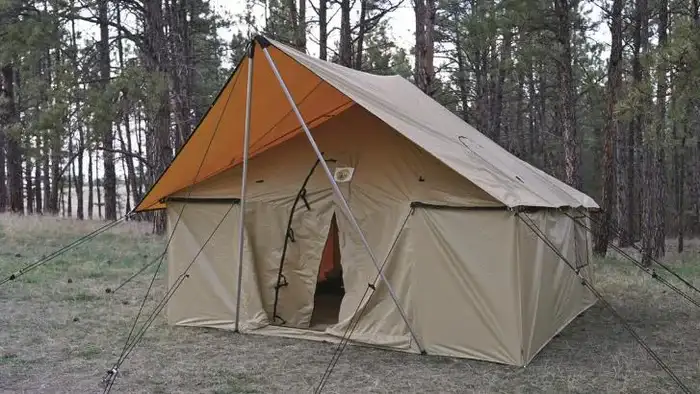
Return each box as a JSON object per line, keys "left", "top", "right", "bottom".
{"left": 516, "top": 210, "right": 596, "bottom": 363}
{"left": 166, "top": 202, "right": 271, "bottom": 331}
{"left": 166, "top": 202, "right": 241, "bottom": 329}
{"left": 410, "top": 209, "right": 522, "bottom": 364}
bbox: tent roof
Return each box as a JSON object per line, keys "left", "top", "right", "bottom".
{"left": 135, "top": 37, "right": 598, "bottom": 212}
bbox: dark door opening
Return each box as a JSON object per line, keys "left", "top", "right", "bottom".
{"left": 310, "top": 214, "right": 344, "bottom": 331}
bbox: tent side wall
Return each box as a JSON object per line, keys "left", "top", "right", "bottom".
{"left": 408, "top": 208, "right": 595, "bottom": 366}
{"left": 410, "top": 208, "right": 523, "bottom": 365}
{"left": 517, "top": 209, "right": 596, "bottom": 364}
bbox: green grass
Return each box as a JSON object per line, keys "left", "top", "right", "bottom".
{"left": 1, "top": 213, "right": 700, "bottom": 393}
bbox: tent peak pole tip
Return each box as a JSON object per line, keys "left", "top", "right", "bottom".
{"left": 254, "top": 35, "right": 272, "bottom": 49}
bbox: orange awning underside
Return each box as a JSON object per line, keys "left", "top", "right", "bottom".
{"left": 136, "top": 42, "right": 354, "bottom": 212}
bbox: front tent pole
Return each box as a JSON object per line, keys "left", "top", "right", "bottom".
{"left": 260, "top": 42, "right": 425, "bottom": 354}
{"left": 234, "top": 43, "right": 255, "bottom": 333}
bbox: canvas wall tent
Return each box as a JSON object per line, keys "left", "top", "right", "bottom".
{"left": 135, "top": 36, "right": 599, "bottom": 367}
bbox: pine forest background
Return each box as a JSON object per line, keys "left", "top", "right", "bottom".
{"left": 1, "top": 0, "right": 699, "bottom": 263}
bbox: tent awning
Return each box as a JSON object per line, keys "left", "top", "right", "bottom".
{"left": 135, "top": 37, "right": 598, "bottom": 212}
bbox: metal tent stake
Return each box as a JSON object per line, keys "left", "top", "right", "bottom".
{"left": 260, "top": 43, "right": 425, "bottom": 354}
{"left": 234, "top": 45, "right": 255, "bottom": 333}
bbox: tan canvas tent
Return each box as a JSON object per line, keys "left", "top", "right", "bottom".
{"left": 136, "top": 36, "right": 599, "bottom": 366}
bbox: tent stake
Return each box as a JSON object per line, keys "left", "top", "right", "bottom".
{"left": 234, "top": 44, "right": 255, "bottom": 333}
{"left": 260, "top": 43, "right": 425, "bottom": 353}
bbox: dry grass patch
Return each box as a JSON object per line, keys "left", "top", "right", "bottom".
{"left": 1, "top": 214, "right": 700, "bottom": 393}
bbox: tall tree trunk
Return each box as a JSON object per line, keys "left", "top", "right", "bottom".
{"left": 88, "top": 146, "right": 94, "bottom": 219}
{"left": 297, "top": 0, "right": 306, "bottom": 51}
{"left": 620, "top": 0, "right": 646, "bottom": 246}
{"left": 42, "top": 135, "right": 51, "bottom": 213}
{"left": 145, "top": 0, "right": 173, "bottom": 233}
{"left": 554, "top": 0, "right": 580, "bottom": 189}
{"left": 691, "top": 0, "right": 700, "bottom": 236}
{"left": 338, "top": 0, "right": 352, "bottom": 67}
{"left": 594, "top": 0, "right": 623, "bottom": 256}
{"left": 60, "top": 178, "right": 65, "bottom": 217}
{"left": 652, "top": 0, "right": 668, "bottom": 257}
{"left": 0, "top": 84, "right": 5, "bottom": 213}
{"left": 675, "top": 118, "right": 685, "bottom": 252}
{"left": 67, "top": 153, "right": 73, "bottom": 217}
{"left": 117, "top": 123, "right": 133, "bottom": 213}
{"left": 99, "top": 0, "right": 117, "bottom": 220}
{"left": 491, "top": 30, "right": 512, "bottom": 145}
{"left": 454, "top": 21, "right": 469, "bottom": 122}
{"left": 71, "top": 8, "right": 83, "bottom": 220}
{"left": 286, "top": 0, "right": 299, "bottom": 47}
{"left": 414, "top": 0, "right": 436, "bottom": 95}
{"left": 49, "top": 130, "right": 61, "bottom": 214}
{"left": 136, "top": 112, "right": 147, "bottom": 200}
{"left": 97, "top": 172, "right": 102, "bottom": 219}
{"left": 124, "top": 118, "right": 141, "bottom": 209}
{"left": 513, "top": 67, "right": 526, "bottom": 158}
{"left": 116, "top": 2, "right": 141, "bottom": 212}
{"left": 166, "top": 0, "right": 192, "bottom": 150}
{"left": 473, "top": 48, "right": 487, "bottom": 132}
{"left": 1, "top": 65, "right": 23, "bottom": 214}
{"left": 34, "top": 137, "right": 42, "bottom": 214}
{"left": 538, "top": 64, "right": 553, "bottom": 173}
{"left": 75, "top": 127, "right": 84, "bottom": 219}
{"left": 318, "top": 0, "right": 328, "bottom": 60}
{"left": 25, "top": 140, "right": 34, "bottom": 214}
{"left": 354, "top": 0, "right": 368, "bottom": 70}
{"left": 638, "top": 0, "right": 655, "bottom": 265}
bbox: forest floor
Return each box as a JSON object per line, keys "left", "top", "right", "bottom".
{"left": 1, "top": 215, "right": 700, "bottom": 393}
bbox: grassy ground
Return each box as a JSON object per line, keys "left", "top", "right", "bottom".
{"left": 1, "top": 215, "right": 700, "bottom": 393}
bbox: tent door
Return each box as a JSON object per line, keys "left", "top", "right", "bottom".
{"left": 310, "top": 214, "right": 343, "bottom": 331}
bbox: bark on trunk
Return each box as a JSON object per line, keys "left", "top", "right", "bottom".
{"left": 88, "top": 146, "right": 94, "bottom": 219}
{"left": 455, "top": 23, "right": 469, "bottom": 122}
{"left": 318, "top": 0, "right": 327, "bottom": 60}
{"left": 491, "top": 30, "right": 512, "bottom": 145}
{"left": 338, "top": 0, "right": 352, "bottom": 67}
{"left": 594, "top": 0, "right": 623, "bottom": 256}
{"left": 75, "top": 127, "right": 84, "bottom": 219}
{"left": 24, "top": 139, "right": 33, "bottom": 214}
{"left": 297, "top": 0, "right": 306, "bottom": 51}
{"left": 414, "top": 0, "right": 436, "bottom": 95}
{"left": 653, "top": 0, "right": 668, "bottom": 257}
{"left": 354, "top": 0, "right": 368, "bottom": 70}
{"left": 0, "top": 81, "right": 5, "bottom": 212}
{"left": 1, "top": 65, "right": 23, "bottom": 214}
{"left": 554, "top": 0, "right": 580, "bottom": 189}
{"left": 99, "top": 0, "right": 117, "bottom": 220}
{"left": 145, "top": 0, "right": 173, "bottom": 233}
{"left": 34, "top": 138, "right": 42, "bottom": 214}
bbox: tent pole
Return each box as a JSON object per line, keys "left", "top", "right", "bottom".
{"left": 260, "top": 44, "right": 425, "bottom": 354}
{"left": 234, "top": 44, "right": 255, "bottom": 333}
